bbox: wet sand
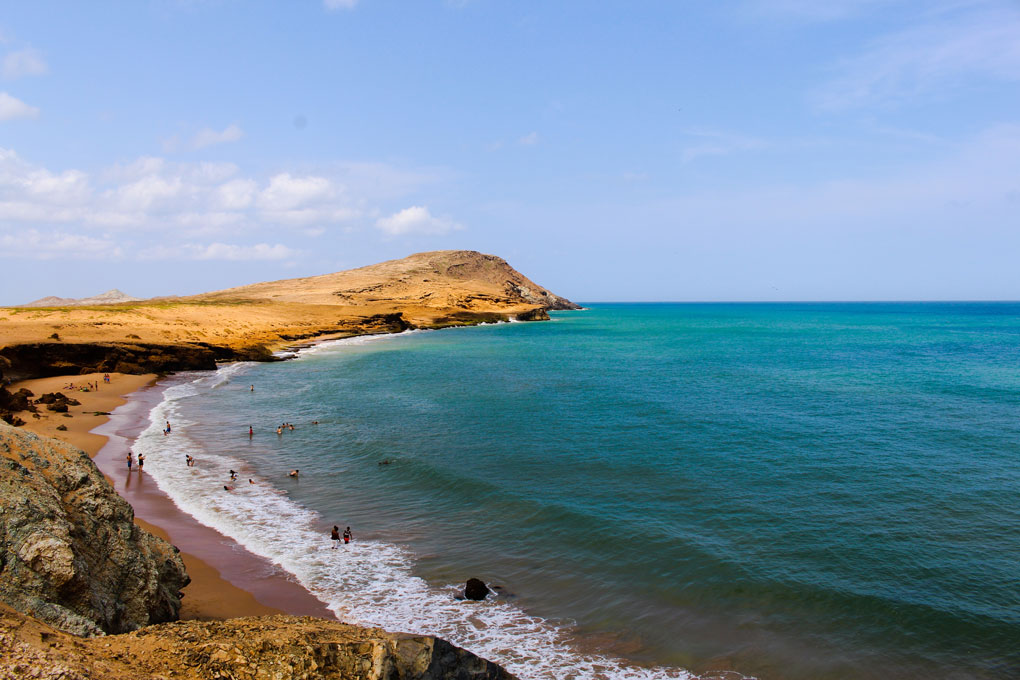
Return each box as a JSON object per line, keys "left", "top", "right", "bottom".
{"left": 11, "top": 372, "right": 333, "bottom": 622}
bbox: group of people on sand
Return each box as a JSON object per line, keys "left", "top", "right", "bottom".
{"left": 330, "top": 525, "right": 353, "bottom": 548}
{"left": 64, "top": 381, "right": 101, "bottom": 392}
{"left": 126, "top": 451, "right": 145, "bottom": 471}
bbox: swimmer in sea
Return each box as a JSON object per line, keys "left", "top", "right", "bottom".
{"left": 249, "top": 478, "right": 255, "bottom": 484}
{"left": 223, "top": 485, "right": 234, "bottom": 491}
{"left": 276, "top": 426, "right": 283, "bottom": 435}
{"left": 249, "top": 425, "right": 254, "bottom": 437}
{"left": 229, "top": 469, "right": 238, "bottom": 481}
{"left": 288, "top": 469, "right": 299, "bottom": 478}
{"left": 185, "top": 454, "right": 194, "bottom": 467}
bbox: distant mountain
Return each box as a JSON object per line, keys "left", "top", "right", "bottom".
{"left": 22, "top": 289, "right": 142, "bottom": 307}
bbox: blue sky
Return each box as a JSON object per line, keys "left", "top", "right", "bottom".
{"left": 1, "top": 0, "right": 1018, "bottom": 303}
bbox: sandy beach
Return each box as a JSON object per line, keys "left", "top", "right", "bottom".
{"left": 10, "top": 371, "right": 333, "bottom": 622}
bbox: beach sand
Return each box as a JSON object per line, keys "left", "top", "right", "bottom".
{"left": 10, "top": 372, "right": 333, "bottom": 622}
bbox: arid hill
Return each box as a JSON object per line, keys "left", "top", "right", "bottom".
{"left": 0, "top": 250, "right": 579, "bottom": 381}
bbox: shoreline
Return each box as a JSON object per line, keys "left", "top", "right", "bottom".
{"left": 10, "top": 371, "right": 333, "bottom": 622}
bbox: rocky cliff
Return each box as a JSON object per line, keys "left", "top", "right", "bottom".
{"left": 0, "top": 423, "right": 189, "bottom": 636}
{"left": 0, "top": 605, "right": 515, "bottom": 680}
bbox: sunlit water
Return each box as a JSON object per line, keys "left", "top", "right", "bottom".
{"left": 134, "top": 303, "right": 1020, "bottom": 680}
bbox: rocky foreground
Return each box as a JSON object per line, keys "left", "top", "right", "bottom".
{"left": 0, "top": 250, "right": 580, "bottom": 382}
{"left": 0, "top": 422, "right": 517, "bottom": 678}
{"left": 0, "top": 423, "right": 188, "bottom": 637}
{"left": 0, "top": 605, "right": 513, "bottom": 680}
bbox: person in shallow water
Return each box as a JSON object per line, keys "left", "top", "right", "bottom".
{"left": 137, "top": 452, "right": 145, "bottom": 470}
{"left": 331, "top": 525, "right": 340, "bottom": 549}
{"left": 185, "top": 454, "right": 194, "bottom": 467}
{"left": 288, "top": 469, "right": 299, "bottom": 478}
{"left": 343, "top": 527, "right": 352, "bottom": 544}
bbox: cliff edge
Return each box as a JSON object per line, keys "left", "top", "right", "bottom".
{"left": 0, "top": 605, "right": 515, "bottom": 680}
{"left": 0, "top": 423, "right": 189, "bottom": 636}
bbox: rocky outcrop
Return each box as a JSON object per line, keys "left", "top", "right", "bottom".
{"left": 0, "top": 606, "right": 517, "bottom": 680}
{"left": 0, "top": 341, "right": 275, "bottom": 382}
{"left": 0, "top": 423, "right": 189, "bottom": 636}
{"left": 0, "top": 366, "right": 35, "bottom": 426}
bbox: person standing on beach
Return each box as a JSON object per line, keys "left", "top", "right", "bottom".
{"left": 331, "top": 525, "right": 340, "bottom": 549}
{"left": 126, "top": 452, "right": 133, "bottom": 470}
{"left": 343, "top": 527, "right": 352, "bottom": 544}
{"left": 137, "top": 452, "right": 145, "bottom": 471}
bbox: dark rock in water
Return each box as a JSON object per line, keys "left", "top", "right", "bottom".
{"left": 515, "top": 307, "right": 551, "bottom": 322}
{"left": 464, "top": 578, "right": 490, "bottom": 601}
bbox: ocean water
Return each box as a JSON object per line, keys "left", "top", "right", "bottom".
{"left": 133, "top": 303, "right": 1020, "bottom": 680}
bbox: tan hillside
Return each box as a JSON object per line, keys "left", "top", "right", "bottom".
{"left": 0, "top": 250, "right": 579, "bottom": 381}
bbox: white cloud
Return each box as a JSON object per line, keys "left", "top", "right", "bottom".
{"left": 519, "top": 131, "right": 540, "bottom": 146}
{"left": 216, "top": 178, "right": 257, "bottom": 210}
{"left": 0, "top": 229, "right": 122, "bottom": 260}
{"left": 258, "top": 173, "right": 333, "bottom": 211}
{"left": 375, "top": 205, "right": 463, "bottom": 236}
{"left": 0, "top": 91, "right": 39, "bottom": 120}
{"left": 191, "top": 123, "right": 244, "bottom": 150}
{"left": 323, "top": 0, "right": 358, "bottom": 9}
{"left": 2, "top": 48, "right": 48, "bottom": 79}
{"left": 0, "top": 147, "right": 448, "bottom": 261}
{"left": 815, "top": 7, "right": 1020, "bottom": 109}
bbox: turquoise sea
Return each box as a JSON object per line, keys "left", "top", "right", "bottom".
{"left": 136, "top": 303, "right": 1020, "bottom": 680}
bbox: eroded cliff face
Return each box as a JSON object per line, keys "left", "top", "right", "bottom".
{"left": 0, "top": 423, "right": 189, "bottom": 636}
{"left": 0, "top": 605, "right": 516, "bottom": 680}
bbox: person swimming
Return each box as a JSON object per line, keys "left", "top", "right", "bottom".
{"left": 288, "top": 469, "right": 299, "bottom": 478}
{"left": 185, "top": 454, "right": 195, "bottom": 467}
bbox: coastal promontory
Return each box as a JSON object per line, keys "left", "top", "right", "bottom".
{"left": 0, "top": 250, "right": 579, "bottom": 381}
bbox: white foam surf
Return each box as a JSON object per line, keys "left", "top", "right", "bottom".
{"left": 136, "top": 365, "right": 702, "bottom": 680}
